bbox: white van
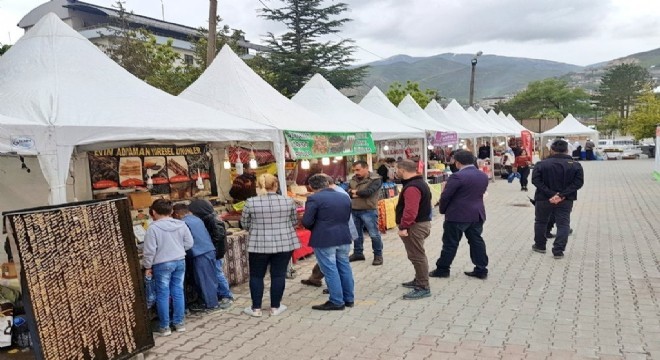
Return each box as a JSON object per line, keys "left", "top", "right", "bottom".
{"left": 597, "top": 138, "right": 642, "bottom": 159}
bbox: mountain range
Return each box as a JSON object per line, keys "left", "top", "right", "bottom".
{"left": 347, "top": 48, "right": 660, "bottom": 104}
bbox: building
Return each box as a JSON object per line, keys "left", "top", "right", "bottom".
{"left": 18, "top": 0, "right": 270, "bottom": 65}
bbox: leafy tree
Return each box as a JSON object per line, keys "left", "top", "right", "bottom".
{"left": 385, "top": 81, "right": 438, "bottom": 108}
{"left": 596, "top": 63, "right": 653, "bottom": 119}
{"left": 190, "top": 22, "right": 245, "bottom": 70}
{"left": 626, "top": 88, "right": 660, "bottom": 140}
{"left": 258, "top": 0, "right": 368, "bottom": 96}
{"left": 0, "top": 44, "right": 10, "bottom": 56}
{"left": 495, "top": 78, "right": 590, "bottom": 121}
{"left": 598, "top": 112, "right": 623, "bottom": 138}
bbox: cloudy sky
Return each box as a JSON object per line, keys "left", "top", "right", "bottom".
{"left": 1, "top": 0, "right": 660, "bottom": 66}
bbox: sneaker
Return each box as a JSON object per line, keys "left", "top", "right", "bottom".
{"left": 372, "top": 256, "right": 383, "bottom": 266}
{"left": 243, "top": 307, "right": 262, "bottom": 317}
{"left": 270, "top": 304, "right": 287, "bottom": 316}
{"left": 532, "top": 245, "right": 547, "bottom": 254}
{"left": 349, "top": 253, "right": 366, "bottom": 262}
{"left": 155, "top": 327, "right": 171, "bottom": 337}
{"left": 403, "top": 288, "right": 431, "bottom": 300}
{"left": 401, "top": 280, "right": 418, "bottom": 289}
{"left": 205, "top": 306, "right": 222, "bottom": 314}
{"left": 553, "top": 252, "right": 564, "bottom": 259}
{"left": 218, "top": 298, "right": 233, "bottom": 310}
{"left": 189, "top": 304, "right": 207, "bottom": 313}
{"left": 300, "top": 279, "right": 323, "bottom": 287}
{"left": 173, "top": 324, "right": 186, "bottom": 333}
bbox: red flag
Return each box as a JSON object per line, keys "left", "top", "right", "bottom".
{"left": 521, "top": 130, "right": 533, "bottom": 156}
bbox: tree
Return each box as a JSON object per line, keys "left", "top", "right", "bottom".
{"left": 0, "top": 44, "right": 10, "bottom": 56}
{"left": 101, "top": 1, "right": 196, "bottom": 94}
{"left": 626, "top": 88, "right": 660, "bottom": 140}
{"left": 385, "top": 81, "right": 438, "bottom": 108}
{"left": 495, "top": 78, "right": 590, "bottom": 121}
{"left": 258, "top": 0, "right": 368, "bottom": 96}
{"left": 596, "top": 63, "right": 653, "bottom": 119}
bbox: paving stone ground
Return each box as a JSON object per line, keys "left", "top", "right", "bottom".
{"left": 146, "top": 159, "right": 660, "bottom": 360}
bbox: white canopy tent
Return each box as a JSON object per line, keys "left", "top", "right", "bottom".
{"left": 506, "top": 113, "right": 530, "bottom": 133}
{"left": 425, "top": 100, "right": 485, "bottom": 137}
{"left": 542, "top": 114, "right": 598, "bottom": 137}
{"left": 470, "top": 107, "right": 514, "bottom": 135}
{"left": 444, "top": 100, "right": 501, "bottom": 137}
{"left": 358, "top": 87, "right": 426, "bottom": 139}
{"left": 179, "top": 45, "right": 367, "bottom": 192}
{"left": 398, "top": 96, "right": 453, "bottom": 132}
{"left": 0, "top": 14, "right": 279, "bottom": 205}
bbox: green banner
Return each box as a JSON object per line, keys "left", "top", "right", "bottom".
{"left": 284, "top": 131, "right": 376, "bottom": 159}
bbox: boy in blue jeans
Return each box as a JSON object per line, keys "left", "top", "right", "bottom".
{"left": 143, "top": 199, "right": 194, "bottom": 336}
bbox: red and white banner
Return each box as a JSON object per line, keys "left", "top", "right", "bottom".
{"left": 377, "top": 139, "right": 423, "bottom": 160}
{"left": 521, "top": 130, "right": 534, "bottom": 156}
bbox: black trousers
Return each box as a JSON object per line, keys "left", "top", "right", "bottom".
{"left": 435, "top": 221, "right": 488, "bottom": 275}
{"left": 248, "top": 251, "right": 292, "bottom": 309}
{"left": 518, "top": 166, "right": 530, "bottom": 187}
{"left": 534, "top": 200, "right": 573, "bottom": 254}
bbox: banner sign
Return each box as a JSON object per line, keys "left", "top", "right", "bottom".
{"left": 284, "top": 131, "right": 375, "bottom": 159}
{"left": 521, "top": 130, "right": 534, "bottom": 157}
{"left": 433, "top": 131, "right": 458, "bottom": 147}
{"left": 377, "top": 139, "right": 423, "bottom": 159}
{"left": 88, "top": 144, "right": 216, "bottom": 200}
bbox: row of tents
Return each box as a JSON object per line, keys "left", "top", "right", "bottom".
{"left": 0, "top": 14, "right": 598, "bottom": 213}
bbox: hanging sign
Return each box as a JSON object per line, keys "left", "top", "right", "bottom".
{"left": 377, "top": 139, "right": 423, "bottom": 159}
{"left": 433, "top": 131, "right": 458, "bottom": 147}
{"left": 521, "top": 130, "right": 534, "bottom": 157}
{"left": 87, "top": 144, "right": 216, "bottom": 200}
{"left": 284, "top": 131, "right": 375, "bottom": 159}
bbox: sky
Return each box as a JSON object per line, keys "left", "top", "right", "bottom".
{"left": 2, "top": 0, "right": 660, "bottom": 66}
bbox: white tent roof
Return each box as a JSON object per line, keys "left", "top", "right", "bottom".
{"left": 506, "top": 113, "right": 529, "bottom": 133}
{"left": 0, "top": 114, "right": 49, "bottom": 155}
{"left": 475, "top": 108, "right": 515, "bottom": 135}
{"left": 0, "top": 13, "right": 279, "bottom": 204}
{"left": 425, "top": 100, "right": 485, "bottom": 137}
{"left": 357, "top": 87, "right": 425, "bottom": 140}
{"left": 398, "top": 95, "right": 453, "bottom": 132}
{"left": 290, "top": 74, "right": 390, "bottom": 136}
{"left": 543, "top": 114, "right": 598, "bottom": 136}
{"left": 444, "top": 100, "right": 498, "bottom": 136}
{"left": 180, "top": 45, "right": 353, "bottom": 132}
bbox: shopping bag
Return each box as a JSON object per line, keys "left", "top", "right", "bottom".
{"left": 145, "top": 274, "right": 156, "bottom": 309}
{"left": 507, "top": 172, "right": 521, "bottom": 183}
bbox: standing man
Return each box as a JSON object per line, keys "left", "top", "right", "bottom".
{"left": 531, "top": 139, "right": 584, "bottom": 258}
{"left": 348, "top": 160, "right": 384, "bottom": 265}
{"left": 584, "top": 139, "right": 595, "bottom": 161}
{"left": 303, "top": 174, "right": 355, "bottom": 311}
{"left": 395, "top": 160, "right": 433, "bottom": 300}
{"left": 143, "top": 199, "right": 194, "bottom": 336}
{"left": 429, "top": 150, "right": 489, "bottom": 279}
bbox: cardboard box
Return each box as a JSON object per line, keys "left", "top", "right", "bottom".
{"left": 1, "top": 262, "right": 17, "bottom": 279}
{"left": 128, "top": 192, "right": 153, "bottom": 210}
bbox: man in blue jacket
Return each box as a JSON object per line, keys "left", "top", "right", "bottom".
{"left": 173, "top": 203, "right": 219, "bottom": 313}
{"left": 302, "top": 174, "right": 355, "bottom": 311}
{"left": 531, "top": 139, "right": 584, "bottom": 258}
{"left": 429, "top": 150, "right": 490, "bottom": 279}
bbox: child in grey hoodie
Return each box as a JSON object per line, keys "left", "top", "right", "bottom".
{"left": 143, "top": 199, "right": 194, "bottom": 336}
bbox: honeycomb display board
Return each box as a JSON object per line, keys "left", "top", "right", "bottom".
{"left": 2, "top": 198, "right": 154, "bottom": 360}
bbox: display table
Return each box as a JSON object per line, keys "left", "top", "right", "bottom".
{"left": 377, "top": 197, "right": 399, "bottom": 233}
{"left": 223, "top": 231, "right": 249, "bottom": 286}
{"left": 292, "top": 229, "right": 313, "bottom": 263}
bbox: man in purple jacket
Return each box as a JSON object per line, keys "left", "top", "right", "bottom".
{"left": 429, "top": 150, "right": 490, "bottom": 279}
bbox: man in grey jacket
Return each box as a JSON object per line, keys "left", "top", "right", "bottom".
{"left": 348, "top": 160, "right": 384, "bottom": 265}
{"left": 143, "top": 199, "right": 194, "bottom": 336}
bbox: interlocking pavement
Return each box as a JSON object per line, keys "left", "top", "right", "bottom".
{"left": 146, "top": 159, "right": 660, "bottom": 360}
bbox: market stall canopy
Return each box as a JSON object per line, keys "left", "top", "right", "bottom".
{"left": 506, "top": 114, "right": 530, "bottom": 133}
{"left": 442, "top": 100, "right": 497, "bottom": 137}
{"left": 0, "top": 113, "right": 49, "bottom": 155}
{"left": 398, "top": 95, "right": 453, "bottom": 132}
{"left": 474, "top": 108, "right": 515, "bottom": 135}
{"left": 425, "top": 100, "right": 478, "bottom": 137}
{"left": 290, "top": 74, "right": 383, "bottom": 134}
{"left": 0, "top": 13, "right": 279, "bottom": 204}
{"left": 357, "top": 87, "right": 426, "bottom": 140}
{"left": 542, "top": 114, "right": 598, "bottom": 137}
{"left": 180, "top": 45, "right": 350, "bottom": 132}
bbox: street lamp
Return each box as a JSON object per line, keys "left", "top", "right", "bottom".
{"left": 468, "top": 51, "right": 483, "bottom": 107}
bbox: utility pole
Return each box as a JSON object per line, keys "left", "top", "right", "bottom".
{"left": 468, "top": 51, "right": 482, "bottom": 107}
{"left": 206, "top": 0, "right": 218, "bottom": 68}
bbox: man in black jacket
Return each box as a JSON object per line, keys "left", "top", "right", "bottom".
{"left": 531, "top": 140, "right": 584, "bottom": 258}
{"left": 395, "top": 160, "right": 433, "bottom": 300}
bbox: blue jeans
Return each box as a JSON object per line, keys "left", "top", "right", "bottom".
{"left": 215, "top": 258, "right": 233, "bottom": 299}
{"left": 192, "top": 251, "right": 219, "bottom": 309}
{"left": 153, "top": 259, "right": 186, "bottom": 329}
{"left": 248, "top": 251, "right": 292, "bottom": 309}
{"left": 352, "top": 209, "right": 383, "bottom": 256}
{"left": 314, "top": 244, "right": 354, "bottom": 306}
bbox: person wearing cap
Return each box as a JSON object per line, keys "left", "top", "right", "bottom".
{"left": 531, "top": 139, "right": 584, "bottom": 258}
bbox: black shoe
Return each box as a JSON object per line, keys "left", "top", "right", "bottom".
{"left": 349, "top": 253, "right": 366, "bottom": 262}
{"left": 345, "top": 302, "right": 354, "bottom": 308}
{"left": 464, "top": 271, "right": 487, "bottom": 279}
{"left": 532, "top": 245, "right": 547, "bottom": 254}
{"left": 301, "top": 279, "right": 323, "bottom": 287}
{"left": 403, "top": 288, "right": 431, "bottom": 300}
{"left": 372, "top": 256, "right": 383, "bottom": 266}
{"left": 429, "top": 270, "right": 450, "bottom": 278}
{"left": 401, "top": 280, "right": 419, "bottom": 288}
{"left": 553, "top": 252, "right": 564, "bottom": 259}
{"left": 312, "top": 301, "right": 345, "bottom": 311}
{"left": 569, "top": 228, "right": 574, "bottom": 235}
{"left": 545, "top": 233, "right": 556, "bottom": 238}
{"left": 322, "top": 288, "right": 329, "bottom": 294}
